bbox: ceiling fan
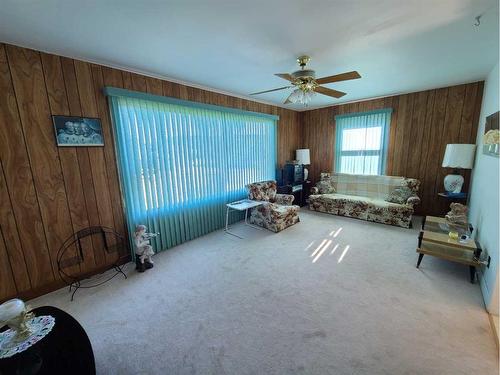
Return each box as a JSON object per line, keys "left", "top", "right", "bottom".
{"left": 250, "top": 56, "right": 361, "bottom": 105}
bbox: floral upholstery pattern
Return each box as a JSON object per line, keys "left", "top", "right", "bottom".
{"left": 385, "top": 186, "right": 414, "bottom": 204}
{"left": 246, "top": 180, "right": 300, "bottom": 232}
{"left": 407, "top": 196, "right": 421, "bottom": 206}
{"left": 401, "top": 178, "right": 420, "bottom": 193}
{"left": 274, "top": 194, "right": 295, "bottom": 205}
{"left": 247, "top": 180, "right": 277, "bottom": 201}
{"left": 309, "top": 173, "right": 420, "bottom": 228}
{"left": 316, "top": 179, "right": 336, "bottom": 194}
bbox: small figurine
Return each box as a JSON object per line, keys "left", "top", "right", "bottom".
{"left": 0, "top": 299, "right": 34, "bottom": 342}
{"left": 133, "top": 225, "right": 159, "bottom": 272}
{"left": 445, "top": 203, "right": 468, "bottom": 225}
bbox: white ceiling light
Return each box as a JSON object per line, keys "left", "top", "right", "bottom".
{"left": 288, "top": 89, "right": 316, "bottom": 106}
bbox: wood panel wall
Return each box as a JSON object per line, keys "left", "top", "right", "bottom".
{"left": 0, "top": 43, "right": 301, "bottom": 302}
{"left": 302, "top": 82, "right": 484, "bottom": 216}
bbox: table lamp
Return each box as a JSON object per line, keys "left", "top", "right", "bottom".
{"left": 296, "top": 149, "right": 310, "bottom": 181}
{"left": 442, "top": 144, "right": 476, "bottom": 193}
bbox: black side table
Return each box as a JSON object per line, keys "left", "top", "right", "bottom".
{"left": 0, "top": 306, "right": 96, "bottom": 375}
{"left": 277, "top": 184, "right": 304, "bottom": 206}
{"left": 302, "top": 181, "right": 312, "bottom": 204}
{"left": 277, "top": 182, "right": 312, "bottom": 207}
{"left": 438, "top": 192, "right": 467, "bottom": 201}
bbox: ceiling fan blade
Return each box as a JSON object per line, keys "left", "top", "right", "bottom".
{"left": 315, "top": 86, "right": 347, "bottom": 99}
{"left": 315, "top": 71, "right": 361, "bottom": 85}
{"left": 250, "top": 86, "right": 291, "bottom": 95}
{"left": 275, "top": 73, "right": 295, "bottom": 82}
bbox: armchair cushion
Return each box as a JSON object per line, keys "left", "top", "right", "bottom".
{"left": 274, "top": 193, "right": 294, "bottom": 206}
{"left": 247, "top": 180, "right": 277, "bottom": 201}
{"left": 249, "top": 202, "right": 300, "bottom": 232}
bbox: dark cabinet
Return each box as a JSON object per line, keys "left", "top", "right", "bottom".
{"left": 277, "top": 181, "right": 312, "bottom": 207}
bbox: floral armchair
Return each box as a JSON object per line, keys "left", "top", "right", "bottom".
{"left": 246, "top": 180, "right": 300, "bottom": 232}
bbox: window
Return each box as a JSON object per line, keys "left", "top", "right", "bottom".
{"left": 334, "top": 109, "right": 392, "bottom": 175}
{"left": 107, "top": 90, "right": 277, "bottom": 251}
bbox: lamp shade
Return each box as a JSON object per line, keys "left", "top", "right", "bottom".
{"left": 296, "top": 149, "right": 310, "bottom": 165}
{"left": 442, "top": 144, "right": 476, "bottom": 169}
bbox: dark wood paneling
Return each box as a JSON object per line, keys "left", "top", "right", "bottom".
{"left": 302, "top": 82, "right": 483, "bottom": 216}
{"left": 0, "top": 43, "right": 301, "bottom": 301}
{"left": 0, "top": 45, "right": 54, "bottom": 290}
{"left": 0, "top": 225, "right": 17, "bottom": 298}
{"left": 0, "top": 161, "right": 30, "bottom": 293}
{"left": 6, "top": 45, "right": 76, "bottom": 283}
{"left": 61, "top": 57, "right": 101, "bottom": 272}
{"left": 74, "top": 60, "right": 116, "bottom": 266}
{"left": 40, "top": 52, "right": 84, "bottom": 277}
{"left": 91, "top": 65, "right": 127, "bottom": 251}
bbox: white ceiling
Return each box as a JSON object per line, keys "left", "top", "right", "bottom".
{"left": 0, "top": 0, "right": 498, "bottom": 110}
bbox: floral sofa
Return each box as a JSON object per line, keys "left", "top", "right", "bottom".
{"left": 309, "top": 173, "right": 421, "bottom": 228}
{"left": 246, "top": 180, "right": 300, "bottom": 232}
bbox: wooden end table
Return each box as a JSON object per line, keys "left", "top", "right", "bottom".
{"left": 416, "top": 216, "right": 482, "bottom": 283}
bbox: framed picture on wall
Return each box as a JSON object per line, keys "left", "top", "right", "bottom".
{"left": 483, "top": 111, "right": 499, "bottom": 157}
{"left": 52, "top": 115, "right": 104, "bottom": 146}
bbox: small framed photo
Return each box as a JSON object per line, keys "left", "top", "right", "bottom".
{"left": 483, "top": 111, "right": 499, "bottom": 157}
{"left": 53, "top": 115, "right": 104, "bottom": 147}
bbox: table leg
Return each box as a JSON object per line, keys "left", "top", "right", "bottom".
{"left": 224, "top": 206, "right": 243, "bottom": 239}
{"left": 469, "top": 266, "right": 476, "bottom": 284}
{"left": 416, "top": 253, "right": 424, "bottom": 268}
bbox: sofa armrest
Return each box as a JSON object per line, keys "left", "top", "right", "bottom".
{"left": 310, "top": 186, "right": 319, "bottom": 195}
{"left": 274, "top": 193, "right": 294, "bottom": 206}
{"left": 406, "top": 195, "right": 421, "bottom": 206}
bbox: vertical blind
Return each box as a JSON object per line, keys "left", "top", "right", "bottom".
{"left": 107, "top": 91, "right": 277, "bottom": 252}
{"left": 334, "top": 109, "right": 392, "bottom": 175}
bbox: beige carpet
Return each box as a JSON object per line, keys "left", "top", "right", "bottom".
{"left": 29, "top": 210, "right": 498, "bottom": 374}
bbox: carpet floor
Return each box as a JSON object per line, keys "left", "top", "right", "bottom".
{"left": 29, "top": 210, "right": 498, "bottom": 374}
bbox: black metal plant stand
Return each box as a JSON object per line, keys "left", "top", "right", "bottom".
{"left": 57, "top": 226, "right": 129, "bottom": 301}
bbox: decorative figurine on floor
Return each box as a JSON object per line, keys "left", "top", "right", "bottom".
{"left": 445, "top": 203, "right": 468, "bottom": 225}
{"left": 133, "top": 225, "right": 159, "bottom": 273}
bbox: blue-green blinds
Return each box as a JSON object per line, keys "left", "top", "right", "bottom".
{"left": 108, "top": 95, "right": 277, "bottom": 252}
{"left": 334, "top": 109, "right": 392, "bottom": 175}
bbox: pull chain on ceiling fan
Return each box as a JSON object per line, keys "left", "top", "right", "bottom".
{"left": 250, "top": 56, "right": 361, "bottom": 106}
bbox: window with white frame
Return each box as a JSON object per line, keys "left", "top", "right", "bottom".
{"left": 334, "top": 109, "right": 392, "bottom": 175}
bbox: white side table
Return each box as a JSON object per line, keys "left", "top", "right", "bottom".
{"left": 225, "top": 199, "right": 264, "bottom": 239}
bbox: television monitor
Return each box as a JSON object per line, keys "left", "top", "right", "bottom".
{"left": 282, "top": 163, "right": 304, "bottom": 185}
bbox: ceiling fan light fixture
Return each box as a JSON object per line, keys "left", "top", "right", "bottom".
{"left": 288, "top": 89, "right": 300, "bottom": 104}
{"left": 252, "top": 56, "right": 361, "bottom": 105}
{"left": 288, "top": 88, "right": 315, "bottom": 106}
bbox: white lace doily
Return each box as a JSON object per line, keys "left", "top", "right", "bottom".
{"left": 0, "top": 315, "right": 55, "bottom": 359}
